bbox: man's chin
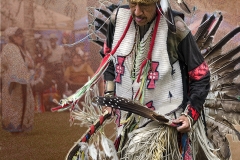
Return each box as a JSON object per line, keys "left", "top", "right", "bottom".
{"left": 136, "top": 22, "right": 147, "bottom": 26}
{"left": 135, "top": 19, "right": 148, "bottom": 26}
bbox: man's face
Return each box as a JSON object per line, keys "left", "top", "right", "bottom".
{"left": 50, "top": 38, "right": 57, "bottom": 49}
{"left": 12, "top": 33, "right": 24, "bottom": 46}
{"left": 129, "top": 2, "right": 157, "bottom": 26}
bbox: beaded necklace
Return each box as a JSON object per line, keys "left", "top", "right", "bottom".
{"left": 132, "top": 11, "right": 161, "bottom": 102}
{"left": 131, "top": 26, "right": 153, "bottom": 81}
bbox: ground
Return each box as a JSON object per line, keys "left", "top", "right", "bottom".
{"left": 227, "top": 125, "right": 240, "bottom": 160}
{"left": 0, "top": 111, "right": 239, "bottom": 160}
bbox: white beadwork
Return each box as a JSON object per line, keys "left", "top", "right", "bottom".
{"left": 112, "top": 8, "right": 183, "bottom": 123}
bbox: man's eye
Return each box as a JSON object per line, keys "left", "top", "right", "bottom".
{"left": 139, "top": 3, "right": 150, "bottom": 7}
{"left": 130, "top": 3, "right": 137, "bottom": 7}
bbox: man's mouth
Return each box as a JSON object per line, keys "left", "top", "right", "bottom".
{"left": 135, "top": 17, "right": 144, "bottom": 22}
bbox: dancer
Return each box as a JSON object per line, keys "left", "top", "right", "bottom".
{"left": 1, "top": 27, "right": 35, "bottom": 133}
{"left": 101, "top": 0, "right": 212, "bottom": 159}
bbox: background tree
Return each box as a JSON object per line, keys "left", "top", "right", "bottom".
{"left": 23, "top": 0, "right": 36, "bottom": 58}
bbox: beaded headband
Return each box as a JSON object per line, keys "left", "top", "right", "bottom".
{"left": 128, "top": 0, "right": 159, "bottom": 4}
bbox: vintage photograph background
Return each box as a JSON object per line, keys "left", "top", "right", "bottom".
{"left": 0, "top": 0, "right": 239, "bottom": 159}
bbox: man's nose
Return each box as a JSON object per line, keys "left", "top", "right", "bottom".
{"left": 134, "top": 4, "right": 143, "bottom": 16}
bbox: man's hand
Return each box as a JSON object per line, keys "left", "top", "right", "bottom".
{"left": 172, "top": 115, "right": 191, "bottom": 133}
{"left": 102, "top": 106, "right": 115, "bottom": 117}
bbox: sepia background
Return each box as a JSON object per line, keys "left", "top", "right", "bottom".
{"left": 0, "top": 0, "right": 239, "bottom": 159}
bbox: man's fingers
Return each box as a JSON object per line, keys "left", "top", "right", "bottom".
{"left": 177, "top": 127, "right": 191, "bottom": 133}
{"left": 102, "top": 106, "right": 115, "bottom": 117}
{"left": 174, "top": 115, "right": 191, "bottom": 133}
{"left": 177, "top": 123, "right": 190, "bottom": 133}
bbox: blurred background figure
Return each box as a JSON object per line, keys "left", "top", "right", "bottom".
{"left": 62, "top": 46, "right": 73, "bottom": 71}
{"left": 0, "top": 36, "right": 6, "bottom": 53}
{"left": 30, "top": 33, "right": 48, "bottom": 113}
{"left": 0, "top": 36, "right": 7, "bottom": 113}
{"left": 34, "top": 33, "right": 45, "bottom": 61}
{"left": 83, "top": 52, "right": 90, "bottom": 63}
{"left": 1, "top": 27, "right": 35, "bottom": 134}
{"left": 45, "top": 33, "right": 65, "bottom": 66}
{"left": 45, "top": 33, "right": 65, "bottom": 87}
{"left": 75, "top": 43, "right": 84, "bottom": 57}
{"left": 43, "top": 33, "right": 65, "bottom": 109}
{"left": 64, "top": 52, "right": 94, "bottom": 94}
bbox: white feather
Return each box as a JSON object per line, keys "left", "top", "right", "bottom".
{"left": 107, "top": 138, "right": 119, "bottom": 160}
{"left": 89, "top": 144, "right": 98, "bottom": 160}
{"left": 177, "top": 0, "right": 183, "bottom": 3}
{"left": 79, "top": 142, "right": 88, "bottom": 152}
{"left": 78, "top": 142, "right": 89, "bottom": 160}
{"left": 101, "top": 134, "right": 119, "bottom": 160}
{"left": 101, "top": 134, "right": 111, "bottom": 157}
{"left": 160, "top": 0, "right": 169, "bottom": 13}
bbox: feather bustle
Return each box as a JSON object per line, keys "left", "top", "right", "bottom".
{"left": 208, "top": 45, "right": 240, "bottom": 69}
{"left": 204, "top": 27, "right": 240, "bottom": 59}
{"left": 210, "top": 68, "right": 240, "bottom": 90}
{"left": 201, "top": 13, "right": 223, "bottom": 50}
{"left": 204, "top": 101, "right": 240, "bottom": 114}
{"left": 194, "top": 14, "right": 215, "bottom": 45}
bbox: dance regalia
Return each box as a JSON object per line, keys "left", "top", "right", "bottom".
{"left": 56, "top": 2, "right": 240, "bottom": 160}
{"left": 101, "top": 7, "right": 215, "bottom": 159}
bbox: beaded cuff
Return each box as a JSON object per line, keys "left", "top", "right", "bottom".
{"left": 182, "top": 104, "right": 200, "bottom": 126}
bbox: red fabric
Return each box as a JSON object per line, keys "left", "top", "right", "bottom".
{"left": 115, "top": 56, "right": 126, "bottom": 83}
{"left": 81, "top": 136, "right": 87, "bottom": 142}
{"left": 99, "top": 115, "right": 104, "bottom": 125}
{"left": 147, "top": 62, "right": 159, "bottom": 89}
{"left": 115, "top": 109, "right": 121, "bottom": 127}
{"left": 90, "top": 125, "right": 95, "bottom": 135}
{"left": 188, "top": 62, "right": 209, "bottom": 81}
{"left": 145, "top": 101, "right": 155, "bottom": 111}
{"left": 184, "top": 139, "right": 193, "bottom": 160}
{"left": 188, "top": 105, "right": 200, "bottom": 121}
{"left": 114, "top": 136, "right": 121, "bottom": 151}
{"left": 104, "top": 41, "right": 111, "bottom": 54}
